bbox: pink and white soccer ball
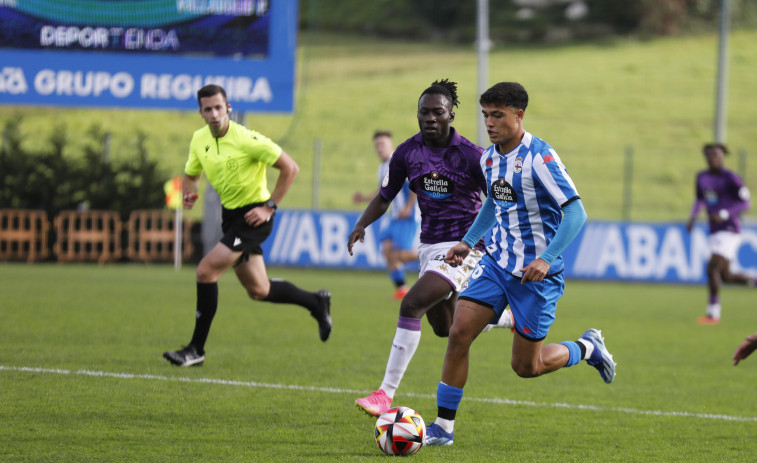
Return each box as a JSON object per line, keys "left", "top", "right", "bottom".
{"left": 374, "top": 406, "right": 426, "bottom": 456}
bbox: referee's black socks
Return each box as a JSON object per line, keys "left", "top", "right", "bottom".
{"left": 265, "top": 279, "right": 319, "bottom": 313}
{"left": 190, "top": 282, "right": 218, "bottom": 353}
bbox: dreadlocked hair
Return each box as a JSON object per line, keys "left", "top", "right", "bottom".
{"left": 421, "top": 78, "right": 459, "bottom": 108}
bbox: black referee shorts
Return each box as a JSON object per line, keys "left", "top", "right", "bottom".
{"left": 220, "top": 202, "right": 274, "bottom": 257}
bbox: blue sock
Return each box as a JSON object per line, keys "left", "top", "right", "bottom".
{"left": 389, "top": 269, "right": 405, "bottom": 286}
{"left": 436, "top": 382, "right": 464, "bottom": 410}
{"left": 560, "top": 341, "right": 582, "bottom": 367}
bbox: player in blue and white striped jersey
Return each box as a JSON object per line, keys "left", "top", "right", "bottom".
{"left": 482, "top": 129, "right": 579, "bottom": 278}
{"left": 425, "top": 82, "right": 617, "bottom": 447}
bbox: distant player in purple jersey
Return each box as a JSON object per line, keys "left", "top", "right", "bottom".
{"left": 347, "top": 79, "right": 513, "bottom": 417}
{"left": 424, "top": 82, "right": 616, "bottom": 447}
{"left": 686, "top": 143, "right": 754, "bottom": 325}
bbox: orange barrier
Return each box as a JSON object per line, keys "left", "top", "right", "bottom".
{"left": 0, "top": 209, "right": 49, "bottom": 262}
{"left": 54, "top": 211, "right": 122, "bottom": 264}
{"left": 127, "top": 210, "right": 193, "bottom": 263}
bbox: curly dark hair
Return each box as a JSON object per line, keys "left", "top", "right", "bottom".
{"left": 420, "top": 78, "right": 460, "bottom": 109}
{"left": 479, "top": 82, "right": 528, "bottom": 111}
{"left": 703, "top": 143, "right": 729, "bottom": 155}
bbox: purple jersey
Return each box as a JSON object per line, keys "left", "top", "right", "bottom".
{"left": 379, "top": 128, "right": 486, "bottom": 246}
{"left": 693, "top": 168, "right": 750, "bottom": 234}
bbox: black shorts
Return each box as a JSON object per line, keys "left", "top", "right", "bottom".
{"left": 220, "top": 202, "right": 274, "bottom": 256}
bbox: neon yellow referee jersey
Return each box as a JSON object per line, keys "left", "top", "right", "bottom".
{"left": 185, "top": 120, "right": 282, "bottom": 209}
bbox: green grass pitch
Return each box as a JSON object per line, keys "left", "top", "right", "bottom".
{"left": 1, "top": 263, "right": 756, "bottom": 462}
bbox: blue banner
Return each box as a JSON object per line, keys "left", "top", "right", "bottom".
{"left": 263, "top": 210, "right": 392, "bottom": 270}
{"left": 563, "top": 221, "right": 757, "bottom": 284}
{"left": 0, "top": 0, "right": 297, "bottom": 112}
{"left": 262, "top": 210, "right": 757, "bottom": 284}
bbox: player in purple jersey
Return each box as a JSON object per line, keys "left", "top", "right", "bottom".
{"left": 686, "top": 143, "right": 754, "bottom": 325}
{"left": 347, "top": 79, "right": 514, "bottom": 417}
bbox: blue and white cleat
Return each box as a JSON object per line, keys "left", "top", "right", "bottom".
{"left": 425, "top": 423, "right": 454, "bottom": 446}
{"left": 581, "top": 328, "right": 616, "bottom": 384}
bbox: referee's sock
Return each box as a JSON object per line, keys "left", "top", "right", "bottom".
{"left": 189, "top": 282, "right": 218, "bottom": 353}
{"left": 264, "top": 279, "right": 319, "bottom": 312}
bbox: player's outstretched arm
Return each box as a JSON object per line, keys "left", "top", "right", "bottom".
{"left": 444, "top": 242, "right": 471, "bottom": 267}
{"left": 733, "top": 332, "right": 757, "bottom": 366}
{"left": 348, "top": 194, "right": 390, "bottom": 256}
{"left": 182, "top": 174, "right": 201, "bottom": 209}
{"left": 519, "top": 258, "right": 550, "bottom": 284}
{"left": 444, "top": 194, "right": 497, "bottom": 268}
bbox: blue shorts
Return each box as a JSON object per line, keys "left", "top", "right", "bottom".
{"left": 378, "top": 217, "right": 419, "bottom": 252}
{"left": 459, "top": 254, "right": 565, "bottom": 341}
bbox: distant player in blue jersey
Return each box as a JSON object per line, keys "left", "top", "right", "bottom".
{"left": 354, "top": 131, "right": 420, "bottom": 300}
{"left": 425, "top": 82, "right": 616, "bottom": 446}
{"left": 348, "top": 79, "right": 514, "bottom": 417}
{"left": 686, "top": 143, "right": 754, "bottom": 325}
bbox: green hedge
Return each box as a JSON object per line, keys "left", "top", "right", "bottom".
{"left": 0, "top": 118, "right": 168, "bottom": 221}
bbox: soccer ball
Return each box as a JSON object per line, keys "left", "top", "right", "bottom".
{"left": 374, "top": 406, "right": 426, "bottom": 456}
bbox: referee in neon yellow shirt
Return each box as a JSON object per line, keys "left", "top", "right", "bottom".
{"left": 163, "top": 84, "right": 332, "bottom": 367}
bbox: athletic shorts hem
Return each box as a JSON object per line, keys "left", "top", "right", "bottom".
{"left": 514, "top": 329, "right": 546, "bottom": 342}
{"left": 424, "top": 270, "right": 457, "bottom": 293}
{"left": 458, "top": 295, "right": 495, "bottom": 310}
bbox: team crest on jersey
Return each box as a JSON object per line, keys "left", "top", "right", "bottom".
{"left": 382, "top": 172, "right": 390, "bottom": 188}
{"left": 421, "top": 171, "right": 454, "bottom": 199}
{"left": 514, "top": 157, "right": 523, "bottom": 174}
{"left": 704, "top": 189, "right": 718, "bottom": 205}
{"left": 486, "top": 157, "right": 493, "bottom": 167}
{"left": 491, "top": 177, "right": 517, "bottom": 208}
{"left": 226, "top": 159, "right": 239, "bottom": 171}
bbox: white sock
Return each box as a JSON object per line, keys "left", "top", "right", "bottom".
{"left": 496, "top": 309, "right": 514, "bottom": 328}
{"left": 434, "top": 417, "right": 455, "bottom": 433}
{"left": 577, "top": 338, "right": 594, "bottom": 360}
{"left": 481, "top": 309, "right": 514, "bottom": 333}
{"left": 379, "top": 327, "right": 421, "bottom": 397}
{"left": 706, "top": 303, "right": 721, "bottom": 319}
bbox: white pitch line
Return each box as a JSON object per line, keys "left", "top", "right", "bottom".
{"left": 3, "top": 365, "right": 756, "bottom": 423}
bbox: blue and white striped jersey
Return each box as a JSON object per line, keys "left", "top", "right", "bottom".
{"left": 481, "top": 131, "right": 580, "bottom": 276}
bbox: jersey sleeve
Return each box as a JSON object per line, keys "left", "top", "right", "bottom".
{"left": 379, "top": 148, "right": 407, "bottom": 202}
{"left": 730, "top": 171, "right": 747, "bottom": 195}
{"left": 539, "top": 199, "right": 587, "bottom": 265}
{"left": 728, "top": 171, "right": 751, "bottom": 215}
{"left": 244, "top": 128, "right": 282, "bottom": 166}
{"left": 694, "top": 174, "right": 704, "bottom": 200}
{"left": 462, "top": 194, "right": 497, "bottom": 248}
{"left": 532, "top": 148, "right": 579, "bottom": 207}
{"left": 184, "top": 132, "right": 204, "bottom": 176}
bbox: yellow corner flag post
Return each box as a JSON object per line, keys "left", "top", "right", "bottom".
{"left": 164, "top": 176, "right": 183, "bottom": 270}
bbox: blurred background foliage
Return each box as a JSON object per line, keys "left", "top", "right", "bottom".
{"left": 2, "top": 0, "right": 756, "bottom": 222}
{"left": 302, "top": 0, "right": 757, "bottom": 42}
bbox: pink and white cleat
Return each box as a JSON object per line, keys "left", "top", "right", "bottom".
{"left": 355, "top": 389, "right": 392, "bottom": 416}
